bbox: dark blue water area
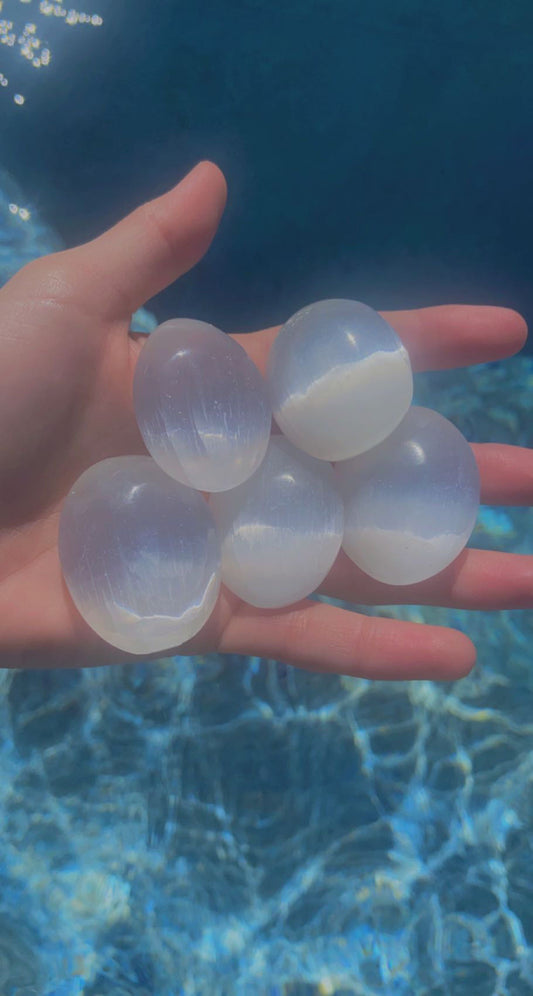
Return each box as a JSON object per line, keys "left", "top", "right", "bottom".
{"left": 1, "top": 0, "right": 533, "bottom": 348}
{"left": 2, "top": 8, "right": 533, "bottom": 992}
{"left": 0, "top": 0, "right": 533, "bottom": 349}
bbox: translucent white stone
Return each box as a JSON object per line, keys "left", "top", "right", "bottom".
{"left": 133, "top": 318, "right": 272, "bottom": 492}
{"left": 209, "top": 435, "right": 344, "bottom": 608}
{"left": 266, "top": 299, "right": 413, "bottom": 460}
{"left": 58, "top": 456, "right": 221, "bottom": 654}
{"left": 335, "top": 406, "right": 480, "bottom": 585}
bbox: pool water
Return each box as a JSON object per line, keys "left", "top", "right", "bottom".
{"left": 1, "top": 0, "right": 533, "bottom": 342}
{"left": 1, "top": 1, "right": 533, "bottom": 992}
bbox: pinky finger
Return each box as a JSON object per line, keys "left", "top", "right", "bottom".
{"left": 218, "top": 598, "right": 477, "bottom": 681}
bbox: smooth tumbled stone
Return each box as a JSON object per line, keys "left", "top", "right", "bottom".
{"left": 133, "top": 318, "right": 272, "bottom": 492}
{"left": 209, "top": 435, "right": 344, "bottom": 608}
{"left": 335, "top": 406, "right": 480, "bottom": 585}
{"left": 266, "top": 298, "right": 413, "bottom": 461}
{"left": 58, "top": 456, "right": 221, "bottom": 654}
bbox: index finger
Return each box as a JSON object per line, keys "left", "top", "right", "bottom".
{"left": 234, "top": 304, "right": 527, "bottom": 374}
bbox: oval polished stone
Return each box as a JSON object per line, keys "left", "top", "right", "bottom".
{"left": 266, "top": 299, "right": 413, "bottom": 461}
{"left": 58, "top": 456, "right": 221, "bottom": 654}
{"left": 335, "top": 406, "right": 480, "bottom": 585}
{"left": 133, "top": 318, "right": 272, "bottom": 492}
{"left": 209, "top": 435, "right": 344, "bottom": 608}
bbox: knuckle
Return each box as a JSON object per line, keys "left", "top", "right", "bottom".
{"left": 14, "top": 251, "right": 78, "bottom": 305}
{"left": 352, "top": 613, "right": 379, "bottom": 663}
{"left": 283, "top": 606, "right": 313, "bottom": 646}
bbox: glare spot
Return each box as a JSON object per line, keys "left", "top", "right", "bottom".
{"left": 7, "top": 201, "right": 31, "bottom": 220}
{"left": 1, "top": 0, "right": 103, "bottom": 103}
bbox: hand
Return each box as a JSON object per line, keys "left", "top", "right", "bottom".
{"left": 0, "top": 162, "right": 530, "bottom": 677}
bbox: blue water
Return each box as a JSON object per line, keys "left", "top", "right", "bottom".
{"left": 1, "top": 0, "right": 533, "bottom": 343}
{"left": 1, "top": 2, "right": 533, "bottom": 993}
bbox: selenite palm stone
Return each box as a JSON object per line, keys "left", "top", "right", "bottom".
{"left": 335, "top": 406, "right": 480, "bottom": 585}
{"left": 209, "top": 435, "right": 344, "bottom": 609}
{"left": 266, "top": 298, "right": 413, "bottom": 460}
{"left": 58, "top": 456, "right": 221, "bottom": 654}
{"left": 133, "top": 318, "right": 272, "bottom": 492}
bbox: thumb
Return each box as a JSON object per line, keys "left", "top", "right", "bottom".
{"left": 66, "top": 160, "right": 228, "bottom": 319}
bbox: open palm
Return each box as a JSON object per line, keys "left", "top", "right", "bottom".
{"left": 0, "top": 161, "right": 530, "bottom": 677}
